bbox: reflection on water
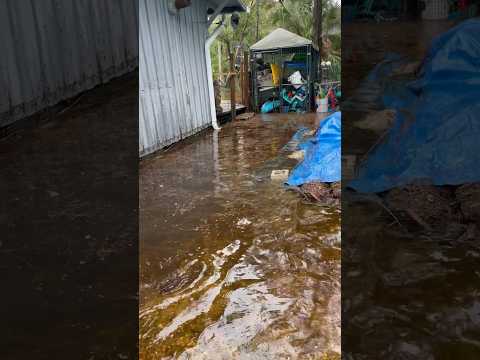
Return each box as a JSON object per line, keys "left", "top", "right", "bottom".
{"left": 140, "top": 114, "right": 340, "bottom": 359}
{"left": 343, "top": 193, "right": 480, "bottom": 359}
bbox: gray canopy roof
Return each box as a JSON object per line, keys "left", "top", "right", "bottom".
{"left": 250, "top": 28, "right": 312, "bottom": 51}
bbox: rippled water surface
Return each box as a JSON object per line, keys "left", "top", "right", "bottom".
{"left": 343, "top": 192, "right": 480, "bottom": 359}
{"left": 139, "top": 114, "right": 340, "bottom": 359}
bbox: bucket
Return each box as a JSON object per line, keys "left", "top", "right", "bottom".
{"left": 270, "top": 64, "right": 280, "bottom": 86}
{"left": 422, "top": 0, "right": 449, "bottom": 20}
{"left": 316, "top": 97, "right": 328, "bottom": 113}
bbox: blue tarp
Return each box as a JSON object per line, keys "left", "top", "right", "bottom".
{"left": 282, "top": 126, "right": 310, "bottom": 151}
{"left": 287, "top": 111, "right": 341, "bottom": 185}
{"left": 350, "top": 19, "right": 480, "bottom": 193}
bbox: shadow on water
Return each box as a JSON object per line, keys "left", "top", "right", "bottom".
{"left": 140, "top": 114, "right": 341, "bottom": 359}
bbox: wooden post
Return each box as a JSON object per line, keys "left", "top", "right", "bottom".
{"left": 229, "top": 49, "right": 236, "bottom": 121}
{"left": 239, "top": 54, "right": 245, "bottom": 105}
{"left": 217, "top": 42, "right": 222, "bottom": 83}
{"left": 242, "top": 51, "right": 250, "bottom": 111}
{"left": 256, "top": 0, "right": 260, "bottom": 41}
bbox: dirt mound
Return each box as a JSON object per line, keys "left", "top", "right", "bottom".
{"left": 300, "top": 182, "right": 341, "bottom": 205}
{"left": 384, "top": 184, "right": 457, "bottom": 231}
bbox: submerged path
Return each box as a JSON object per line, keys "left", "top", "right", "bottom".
{"left": 139, "top": 113, "right": 340, "bottom": 359}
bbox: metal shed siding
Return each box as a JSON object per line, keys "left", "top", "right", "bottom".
{"left": 0, "top": 0, "right": 139, "bottom": 127}
{"left": 139, "top": 0, "right": 211, "bottom": 156}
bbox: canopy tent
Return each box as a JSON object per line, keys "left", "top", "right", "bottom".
{"left": 250, "top": 28, "right": 314, "bottom": 51}
{"left": 250, "top": 28, "right": 319, "bottom": 113}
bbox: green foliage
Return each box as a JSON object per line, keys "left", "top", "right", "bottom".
{"left": 211, "top": 0, "right": 341, "bottom": 79}
{"left": 270, "top": 0, "right": 314, "bottom": 41}
{"left": 326, "top": 52, "right": 341, "bottom": 81}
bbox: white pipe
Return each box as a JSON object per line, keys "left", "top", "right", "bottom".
{"left": 205, "top": 16, "right": 225, "bottom": 131}
{"left": 212, "top": 129, "right": 220, "bottom": 197}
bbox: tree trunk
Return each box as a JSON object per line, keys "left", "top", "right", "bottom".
{"left": 256, "top": 0, "right": 260, "bottom": 41}
{"left": 313, "top": 0, "right": 323, "bottom": 82}
{"left": 242, "top": 51, "right": 250, "bottom": 110}
{"left": 218, "top": 42, "right": 222, "bottom": 83}
{"left": 313, "top": 0, "right": 322, "bottom": 54}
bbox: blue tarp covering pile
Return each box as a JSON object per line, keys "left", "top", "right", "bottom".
{"left": 287, "top": 111, "right": 341, "bottom": 186}
{"left": 350, "top": 19, "right": 480, "bottom": 193}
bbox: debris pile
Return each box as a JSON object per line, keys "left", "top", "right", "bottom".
{"left": 384, "top": 184, "right": 458, "bottom": 232}
{"left": 300, "top": 181, "right": 341, "bottom": 205}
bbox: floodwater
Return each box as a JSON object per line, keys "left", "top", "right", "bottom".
{"left": 343, "top": 190, "right": 480, "bottom": 359}
{"left": 139, "top": 113, "right": 341, "bottom": 359}
{"left": 342, "top": 20, "right": 480, "bottom": 359}
{"left": 1, "top": 72, "right": 138, "bottom": 358}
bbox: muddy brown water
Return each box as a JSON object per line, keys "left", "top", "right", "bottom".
{"left": 1, "top": 72, "right": 138, "bottom": 359}
{"left": 342, "top": 20, "right": 480, "bottom": 359}
{"left": 140, "top": 113, "right": 341, "bottom": 359}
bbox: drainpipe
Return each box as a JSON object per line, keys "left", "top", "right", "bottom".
{"left": 205, "top": 14, "right": 226, "bottom": 131}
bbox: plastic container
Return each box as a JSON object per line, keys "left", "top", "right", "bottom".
{"left": 288, "top": 71, "right": 303, "bottom": 89}
{"left": 316, "top": 97, "right": 329, "bottom": 113}
{"left": 422, "top": 0, "right": 449, "bottom": 20}
{"left": 271, "top": 169, "right": 289, "bottom": 181}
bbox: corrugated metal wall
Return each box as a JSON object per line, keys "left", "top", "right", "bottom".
{"left": 0, "top": 0, "right": 139, "bottom": 127}
{"left": 139, "top": 0, "right": 211, "bottom": 156}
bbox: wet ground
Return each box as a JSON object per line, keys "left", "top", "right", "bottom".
{"left": 342, "top": 20, "right": 480, "bottom": 359}
{"left": 1, "top": 72, "right": 138, "bottom": 359}
{"left": 140, "top": 113, "right": 341, "bottom": 359}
